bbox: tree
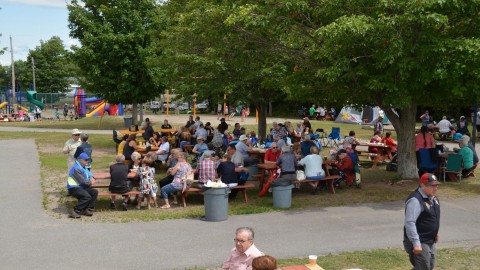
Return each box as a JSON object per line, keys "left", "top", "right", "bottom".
{"left": 25, "top": 36, "right": 76, "bottom": 92}
{"left": 151, "top": 0, "right": 292, "bottom": 138}
{"left": 225, "top": 0, "right": 480, "bottom": 179}
{"left": 68, "top": 0, "right": 161, "bottom": 123}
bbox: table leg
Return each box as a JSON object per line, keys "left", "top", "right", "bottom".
{"left": 259, "top": 168, "right": 266, "bottom": 190}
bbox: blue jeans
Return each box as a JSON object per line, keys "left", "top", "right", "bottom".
{"left": 160, "top": 183, "right": 181, "bottom": 199}
{"left": 306, "top": 175, "right": 325, "bottom": 180}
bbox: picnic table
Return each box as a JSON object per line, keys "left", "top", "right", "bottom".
{"left": 136, "top": 145, "right": 159, "bottom": 155}
{"left": 256, "top": 160, "right": 338, "bottom": 192}
{"left": 93, "top": 171, "right": 137, "bottom": 180}
{"left": 118, "top": 129, "right": 143, "bottom": 136}
{"left": 248, "top": 148, "right": 266, "bottom": 163}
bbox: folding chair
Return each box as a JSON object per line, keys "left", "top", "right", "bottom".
{"left": 443, "top": 153, "right": 463, "bottom": 183}
{"left": 326, "top": 127, "right": 341, "bottom": 148}
{"left": 315, "top": 128, "right": 328, "bottom": 147}
{"left": 417, "top": 148, "right": 437, "bottom": 177}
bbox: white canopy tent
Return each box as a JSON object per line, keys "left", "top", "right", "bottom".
{"left": 335, "top": 106, "right": 390, "bottom": 125}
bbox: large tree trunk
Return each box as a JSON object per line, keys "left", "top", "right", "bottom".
{"left": 256, "top": 103, "right": 268, "bottom": 142}
{"left": 384, "top": 105, "right": 418, "bottom": 179}
{"left": 132, "top": 103, "right": 139, "bottom": 126}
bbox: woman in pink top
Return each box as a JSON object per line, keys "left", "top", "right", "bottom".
{"left": 415, "top": 126, "right": 435, "bottom": 151}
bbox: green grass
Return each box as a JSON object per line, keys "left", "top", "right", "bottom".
{"left": 2, "top": 121, "right": 480, "bottom": 268}
{"left": 1, "top": 129, "right": 479, "bottom": 222}
{"left": 274, "top": 246, "right": 480, "bottom": 270}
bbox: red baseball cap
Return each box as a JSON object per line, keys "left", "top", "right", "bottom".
{"left": 420, "top": 173, "right": 440, "bottom": 185}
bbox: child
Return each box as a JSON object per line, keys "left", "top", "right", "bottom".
{"left": 69, "top": 111, "right": 74, "bottom": 121}
{"left": 55, "top": 108, "right": 60, "bottom": 121}
{"left": 137, "top": 158, "right": 158, "bottom": 209}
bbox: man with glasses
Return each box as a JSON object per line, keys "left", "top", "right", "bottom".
{"left": 223, "top": 227, "right": 264, "bottom": 270}
{"left": 63, "top": 128, "right": 83, "bottom": 171}
{"left": 404, "top": 173, "right": 441, "bottom": 270}
{"left": 264, "top": 142, "right": 281, "bottom": 164}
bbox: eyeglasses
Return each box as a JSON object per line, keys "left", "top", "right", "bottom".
{"left": 272, "top": 147, "right": 277, "bottom": 149}
{"left": 73, "top": 134, "right": 80, "bottom": 136}
{"left": 234, "top": 238, "right": 251, "bottom": 244}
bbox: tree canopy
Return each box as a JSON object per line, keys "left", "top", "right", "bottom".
{"left": 68, "top": 0, "right": 161, "bottom": 109}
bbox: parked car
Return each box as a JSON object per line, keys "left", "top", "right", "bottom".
{"left": 149, "top": 101, "right": 161, "bottom": 113}
{"left": 196, "top": 100, "right": 209, "bottom": 112}
{"left": 162, "top": 102, "right": 176, "bottom": 110}
{"left": 178, "top": 102, "right": 189, "bottom": 111}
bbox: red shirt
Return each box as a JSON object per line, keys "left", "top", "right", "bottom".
{"left": 264, "top": 149, "right": 281, "bottom": 162}
{"left": 382, "top": 137, "right": 397, "bottom": 151}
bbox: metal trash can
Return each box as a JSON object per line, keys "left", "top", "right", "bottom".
{"left": 123, "top": 117, "right": 133, "bottom": 128}
{"left": 272, "top": 184, "right": 293, "bottom": 208}
{"left": 204, "top": 187, "right": 230, "bottom": 221}
{"left": 246, "top": 164, "right": 258, "bottom": 181}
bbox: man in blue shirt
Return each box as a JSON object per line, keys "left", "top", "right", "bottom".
{"left": 67, "top": 153, "right": 98, "bottom": 218}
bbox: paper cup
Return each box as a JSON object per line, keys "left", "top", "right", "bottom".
{"left": 308, "top": 255, "right": 317, "bottom": 266}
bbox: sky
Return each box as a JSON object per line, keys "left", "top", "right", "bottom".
{"left": 0, "top": 0, "right": 79, "bottom": 66}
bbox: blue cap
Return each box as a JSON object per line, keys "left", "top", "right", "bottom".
{"left": 453, "top": 133, "right": 463, "bottom": 141}
{"left": 78, "top": 153, "right": 90, "bottom": 160}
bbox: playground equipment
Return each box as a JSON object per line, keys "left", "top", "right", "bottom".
{"left": 74, "top": 89, "right": 123, "bottom": 117}
{"left": 0, "top": 89, "right": 44, "bottom": 113}
{"left": 26, "top": 91, "right": 45, "bottom": 110}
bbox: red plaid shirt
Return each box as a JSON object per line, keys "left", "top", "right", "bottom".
{"left": 197, "top": 159, "right": 217, "bottom": 183}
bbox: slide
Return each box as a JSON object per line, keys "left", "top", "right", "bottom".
{"left": 26, "top": 91, "right": 45, "bottom": 110}
{"left": 0, "top": 102, "right": 7, "bottom": 109}
{"left": 14, "top": 104, "right": 29, "bottom": 112}
{"left": 86, "top": 101, "right": 106, "bottom": 117}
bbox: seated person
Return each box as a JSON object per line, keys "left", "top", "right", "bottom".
{"left": 264, "top": 142, "right": 281, "bottom": 164}
{"left": 122, "top": 134, "right": 138, "bottom": 163}
{"left": 136, "top": 158, "right": 158, "bottom": 209}
{"left": 252, "top": 255, "right": 277, "bottom": 270}
{"left": 193, "top": 123, "right": 208, "bottom": 140}
{"left": 454, "top": 140, "right": 474, "bottom": 179}
{"left": 415, "top": 126, "right": 435, "bottom": 151}
{"left": 461, "top": 135, "right": 479, "bottom": 175}
{"left": 67, "top": 153, "right": 97, "bottom": 218}
{"left": 178, "top": 126, "right": 192, "bottom": 150}
{"left": 196, "top": 152, "right": 218, "bottom": 186}
{"left": 142, "top": 121, "right": 154, "bottom": 141}
{"left": 109, "top": 154, "right": 131, "bottom": 211}
{"left": 274, "top": 146, "right": 297, "bottom": 186}
{"left": 381, "top": 131, "right": 398, "bottom": 160}
{"left": 300, "top": 134, "right": 316, "bottom": 158}
{"left": 192, "top": 136, "right": 208, "bottom": 159}
{"left": 437, "top": 116, "right": 453, "bottom": 140}
{"left": 343, "top": 130, "right": 360, "bottom": 153}
{"left": 161, "top": 119, "right": 172, "bottom": 129}
{"left": 369, "top": 131, "right": 388, "bottom": 167}
{"left": 336, "top": 149, "right": 355, "bottom": 187}
{"left": 217, "top": 153, "right": 248, "bottom": 199}
{"left": 223, "top": 227, "right": 264, "bottom": 270}
{"left": 149, "top": 132, "right": 162, "bottom": 147}
{"left": 298, "top": 145, "right": 325, "bottom": 194}
{"left": 159, "top": 152, "right": 192, "bottom": 208}
{"left": 158, "top": 148, "right": 180, "bottom": 187}
{"left": 155, "top": 136, "right": 170, "bottom": 162}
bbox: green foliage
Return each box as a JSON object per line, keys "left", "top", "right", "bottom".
{"left": 26, "top": 37, "right": 77, "bottom": 92}
{"left": 68, "top": 0, "right": 161, "bottom": 104}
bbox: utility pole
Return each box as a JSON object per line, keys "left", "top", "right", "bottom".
{"left": 31, "top": 57, "right": 36, "bottom": 91}
{"left": 10, "top": 35, "right": 16, "bottom": 111}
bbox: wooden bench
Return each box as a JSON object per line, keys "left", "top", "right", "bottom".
{"left": 181, "top": 183, "right": 255, "bottom": 207}
{"left": 292, "top": 175, "right": 341, "bottom": 194}
{"left": 97, "top": 191, "right": 141, "bottom": 197}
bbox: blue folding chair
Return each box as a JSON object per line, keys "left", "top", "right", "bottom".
{"left": 326, "top": 127, "right": 341, "bottom": 148}
{"left": 417, "top": 148, "right": 437, "bottom": 176}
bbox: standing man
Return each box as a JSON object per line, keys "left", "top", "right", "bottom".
{"left": 63, "top": 128, "right": 83, "bottom": 170}
{"left": 223, "top": 227, "right": 264, "bottom": 270}
{"left": 404, "top": 173, "right": 440, "bottom": 270}
{"left": 373, "top": 114, "right": 384, "bottom": 135}
{"left": 74, "top": 133, "right": 93, "bottom": 170}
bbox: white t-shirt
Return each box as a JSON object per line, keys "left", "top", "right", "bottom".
{"left": 156, "top": 142, "right": 170, "bottom": 161}
{"left": 298, "top": 154, "right": 325, "bottom": 178}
